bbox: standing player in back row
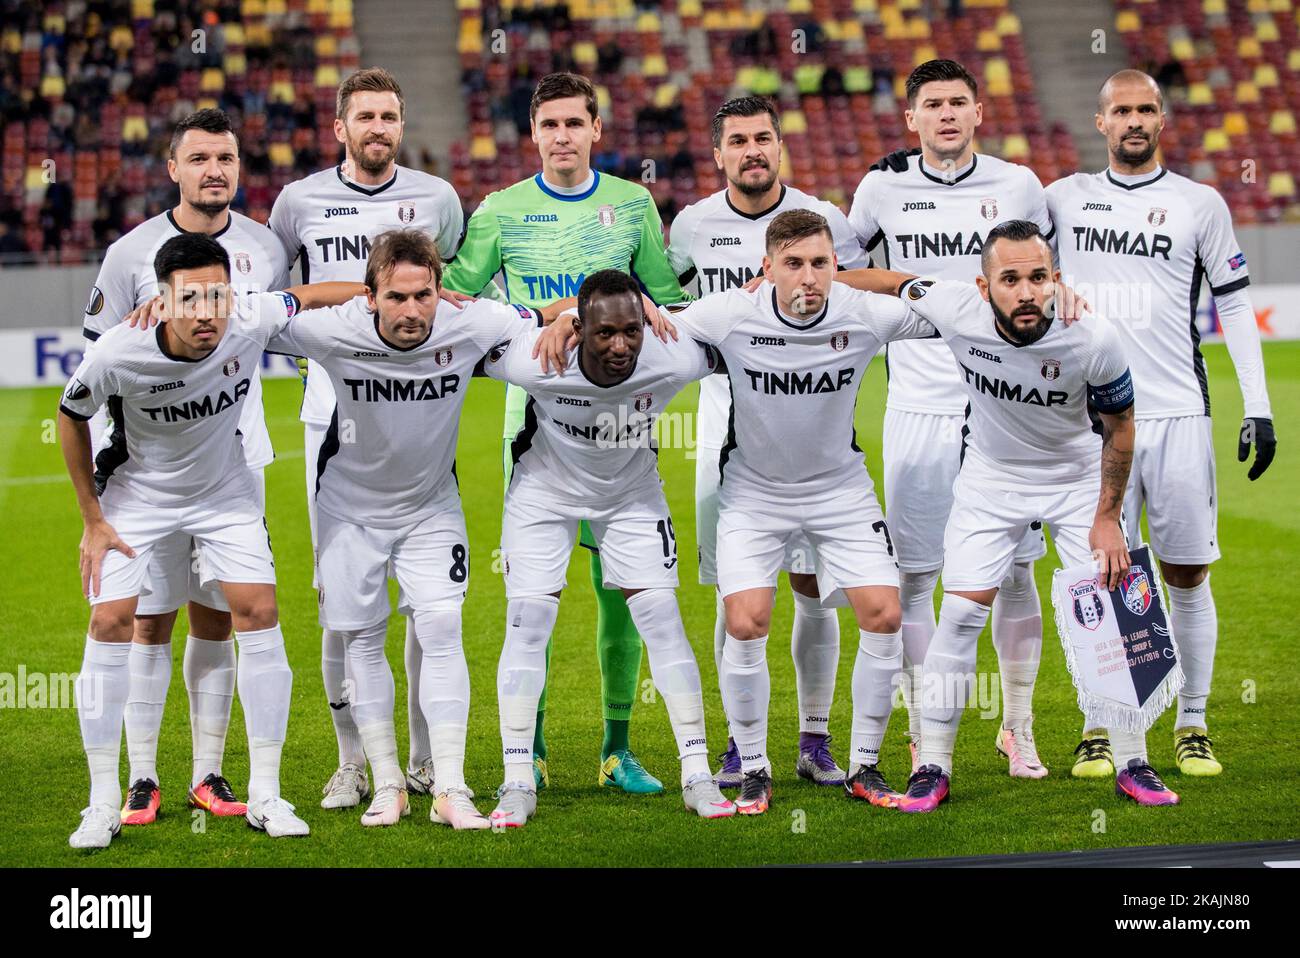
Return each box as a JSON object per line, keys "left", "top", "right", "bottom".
{"left": 667, "top": 96, "right": 867, "bottom": 789}
{"left": 269, "top": 67, "right": 465, "bottom": 810}
{"left": 1046, "top": 70, "right": 1277, "bottom": 779}
{"left": 442, "top": 72, "right": 687, "bottom": 796}
{"left": 848, "top": 59, "right": 1055, "bottom": 779}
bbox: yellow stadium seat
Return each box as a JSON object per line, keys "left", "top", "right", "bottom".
{"left": 1223, "top": 112, "right": 1249, "bottom": 135}
{"left": 243, "top": 0, "right": 267, "bottom": 13}
{"left": 1255, "top": 18, "right": 1281, "bottom": 40}
{"left": 1115, "top": 10, "right": 1140, "bottom": 31}
{"left": 572, "top": 41, "right": 597, "bottom": 67}
{"left": 110, "top": 24, "right": 133, "bottom": 52}
{"left": 595, "top": 85, "right": 611, "bottom": 113}
{"left": 1268, "top": 172, "right": 1296, "bottom": 197}
{"left": 908, "top": 17, "right": 931, "bottom": 38}
{"left": 840, "top": 20, "right": 864, "bottom": 40}
{"left": 701, "top": 11, "right": 724, "bottom": 30}
{"left": 315, "top": 65, "right": 340, "bottom": 88}
{"left": 852, "top": 0, "right": 879, "bottom": 11}
{"left": 1290, "top": 49, "right": 1300, "bottom": 71}
{"left": 269, "top": 80, "right": 295, "bottom": 104}
{"left": 130, "top": 0, "right": 153, "bottom": 18}
{"left": 314, "top": 35, "right": 338, "bottom": 57}
{"left": 39, "top": 74, "right": 65, "bottom": 98}
{"left": 977, "top": 29, "right": 1002, "bottom": 51}
{"left": 780, "top": 110, "right": 808, "bottom": 135}
{"left": 201, "top": 68, "right": 225, "bottom": 93}
{"left": 677, "top": 0, "right": 701, "bottom": 15}
{"left": 1171, "top": 37, "right": 1195, "bottom": 60}
{"left": 1203, "top": 0, "right": 1227, "bottom": 13}
{"left": 44, "top": 13, "right": 66, "bottom": 33}
{"left": 845, "top": 66, "right": 872, "bottom": 92}
{"left": 652, "top": 82, "right": 677, "bottom": 108}
{"left": 456, "top": 0, "right": 480, "bottom": 9}
{"left": 898, "top": 0, "right": 922, "bottom": 10}
{"left": 1002, "top": 134, "right": 1029, "bottom": 159}
{"left": 307, "top": 0, "right": 329, "bottom": 11}
{"left": 196, "top": 97, "right": 219, "bottom": 112}
{"left": 1202, "top": 128, "right": 1229, "bottom": 152}
{"left": 643, "top": 53, "right": 667, "bottom": 77}
{"left": 269, "top": 142, "right": 295, "bottom": 168}
{"left": 223, "top": 23, "right": 246, "bottom": 45}
{"left": 244, "top": 24, "right": 272, "bottom": 46}
{"left": 996, "top": 13, "right": 1021, "bottom": 35}
{"left": 2, "top": 29, "right": 21, "bottom": 55}
{"left": 914, "top": 44, "right": 938, "bottom": 65}
{"left": 470, "top": 136, "right": 497, "bottom": 161}
{"left": 1269, "top": 110, "right": 1296, "bottom": 133}
{"left": 1237, "top": 37, "right": 1262, "bottom": 57}
{"left": 794, "top": 64, "right": 824, "bottom": 93}
{"left": 635, "top": 11, "right": 660, "bottom": 31}
{"left": 122, "top": 116, "right": 149, "bottom": 143}
{"left": 787, "top": 0, "right": 813, "bottom": 12}
{"left": 1255, "top": 64, "right": 1279, "bottom": 86}
{"left": 1187, "top": 82, "right": 1214, "bottom": 104}
{"left": 1236, "top": 81, "right": 1260, "bottom": 102}
{"left": 25, "top": 166, "right": 49, "bottom": 190}
{"left": 225, "top": 53, "right": 247, "bottom": 76}
{"left": 265, "top": 0, "right": 288, "bottom": 14}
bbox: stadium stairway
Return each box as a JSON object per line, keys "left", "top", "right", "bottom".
{"left": 353, "top": 0, "right": 466, "bottom": 168}
{"left": 1013, "top": 0, "right": 1131, "bottom": 171}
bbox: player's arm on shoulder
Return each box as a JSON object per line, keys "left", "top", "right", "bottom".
{"left": 837, "top": 265, "right": 918, "bottom": 296}
{"left": 287, "top": 281, "right": 368, "bottom": 310}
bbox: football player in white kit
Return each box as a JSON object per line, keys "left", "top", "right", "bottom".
{"left": 848, "top": 60, "right": 1054, "bottom": 779}
{"left": 79, "top": 109, "right": 289, "bottom": 827}
{"left": 840, "top": 220, "right": 1181, "bottom": 810}
{"left": 60, "top": 233, "right": 367, "bottom": 847}
{"left": 483, "top": 270, "right": 736, "bottom": 828}
{"left": 667, "top": 96, "right": 868, "bottom": 789}
{"left": 264, "top": 229, "right": 570, "bottom": 830}
{"left": 665, "top": 209, "right": 947, "bottom": 815}
{"left": 268, "top": 68, "right": 467, "bottom": 809}
{"left": 1046, "top": 70, "right": 1276, "bottom": 779}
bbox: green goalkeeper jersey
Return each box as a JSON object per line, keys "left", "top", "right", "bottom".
{"left": 442, "top": 171, "right": 686, "bottom": 439}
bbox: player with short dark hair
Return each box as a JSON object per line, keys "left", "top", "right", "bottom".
{"left": 1047, "top": 70, "right": 1276, "bottom": 779}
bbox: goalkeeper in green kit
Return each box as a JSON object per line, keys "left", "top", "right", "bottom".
{"left": 442, "top": 73, "right": 686, "bottom": 794}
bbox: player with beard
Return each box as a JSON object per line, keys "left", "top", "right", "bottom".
{"left": 269, "top": 68, "right": 466, "bottom": 810}
{"left": 848, "top": 60, "right": 1057, "bottom": 780}
{"left": 1046, "top": 71, "right": 1276, "bottom": 780}
{"left": 666, "top": 96, "right": 867, "bottom": 789}
{"left": 78, "top": 108, "right": 289, "bottom": 827}
{"left": 838, "top": 221, "right": 1174, "bottom": 810}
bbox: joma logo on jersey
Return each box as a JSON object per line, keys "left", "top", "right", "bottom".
{"left": 895, "top": 232, "right": 986, "bottom": 259}
{"left": 1083, "top": 202, "right": 1112, "bottom": 211}
{"left": 555, "top": 396, "right": 591, "bottom": 407}
{"left": 521, "top": 274, "right": 584, "bottom": 299}
{"left": 523, "top": 214, "right": 558, "bottom": 223}
{"left": 750, "top": 335, "right": 786, "bottom": 347}
{"left": 701, "top": 266, "right": 758, "bottom": 292}
{"left": 141, "top": 378, "right": 250, "bottom": 422}
{"left": 1069, "top": 227, "right": 1172, "bottom": 260}
{"left": 968, "top": 346, "right": 1002, "bottom": 364}
{"left": 324, "top": 206, "right": 358, "bottom": 218}
{"left": 315, "top": 234, "right": 372, "bottom": 263}
{"left": 743, "top": 367, "right": 855, "bottom": 395}
{"left": 343, "top": 376, "right": 460, "bottom": 402}
{"left": 710, "top": 236, "right": 742, "bottom": 247}
{"left": 959, "top": 363, "right": 1066, "bottom": 406}
{"left": 903, "top": 201, "right": 937, "bottom": 211}
{"left": 148, "top": 379, "right": 186, "bottom": 394}
{"left": 352, "top": 350, "right": 388, "bottom": 358}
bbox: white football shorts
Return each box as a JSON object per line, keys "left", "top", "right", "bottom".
{"left": 1123, "top": 415, "right": 1220, "bottom": 566}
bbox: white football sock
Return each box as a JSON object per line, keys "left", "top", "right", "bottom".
{"left": 1111, "top": 727, "right": 1149, "bottom": 770}
{"left": 712, "top": 589, "right": 731, "bottom": 741}
{"left": 498, "top": 596, "right": 559, "bottom": 784}
{"left": 991, "top": 561, "right": 1042, "bottom": 729}
{"left": 919, "top": 594, "right": 990, "bottom": 774}
{"left": 413, "top": 607, "right": 470, "bottom": 792}
{"left": 322, "top": 627, "right": 365, "bottom": 767}
{"left": 790, "top": 590, "right": 839, "bottom": 736}
{"left": 77, "top": 637, "right": 131, "bottom": 809}
{"left": 404, "top": 615, "right": 431, "bottom": 769}
{"left": 1082, "top": 711, "right": 1109, "bottom": 737}
{"left": 235, "top": 625, "right": 293, "bottom": 805}
{"left": 1167, "top": 577, "right": 1216, "bottom": 730}
{"left": 722, "top": 634, "right": 769, "bottom": 772}
{"left": 626, "top": 589, "right": 711, "bottom": 785}
{"left": 183, "top": 636, "right": 235, "bottom": 786}
{"left": 124, "top": 641, "right": 171, "bottom": 785}
{"left": 899, "top": 569, "right": 940, "bottom": 745}
{"left": 850, "top": 629, "right": 903, "bottom": 769}
{"left": 342, "top": 621, "right": 402, "bottom": 789}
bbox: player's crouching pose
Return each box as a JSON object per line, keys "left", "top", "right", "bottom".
{"left": 666, "top": 209, "right": 940, "bottom": 815}
{"left": 264, "top": 229, "right": 570, "bottom": 830}
{"left": 840, "top": 220, "right": 1172, "bottom": 811}
{"left": 59, "top": 233, "right": 366, "bottom": 848}
{"left": 484, "top": 270, "right": 736, "bottom": 828}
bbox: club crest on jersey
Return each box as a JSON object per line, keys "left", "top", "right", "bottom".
{"left": 1122, "top": 568, "right": 1153, "bottom": 615}
{"left": 223, "top": 357, "right": 241, "bottom": 377}
{"left": 1147, "top": 207, "right": 1167, "bottom": 227}
{"left": 1041, "top": 359, "right": 1061, "bottom": 381}
{"left": 980, "top": 198, "right": 998, "bottom": 221}
{"left": 597, "top": 204, "right": 616, "bottom": 227}
{"left": 634, "top": 392, "right": 653, "bottom": 412}
{"left": 830, "top": 332, "right": 849, "bottom": 351}
{"left": 398, "top": 203, "right": 415, "bottom": 224}
{"left": 85, "top": 286, "right": 104, "bottom": 316}
{"left": 1069, "top": 579, "right": 1105, "bottom": 631}
{"left": 234, "top": 252, "right": 252, "bottom": 275}
{"left": 434, "top": 348, "right": 453, "bottom": 367}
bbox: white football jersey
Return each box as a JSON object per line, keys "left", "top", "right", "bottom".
{"left": 669, "top": 281, "right": 933, "bottom": 500}
{"left": 268, "top": 164, "right": 465, "bottom": 425}
{"left": 81, "top": 210, "right": 289, "bottom": 468}
{"left": 484, "top": 327, "right": 720, "bottom": 501}
{"left": 667, "top": 184, "right": 867, "bottom": 449}
{"left": 1046, "top": 166, "right": 1260, "bottom": 420}
{"left": 61, "top": 291, "right": 298, "bottom": 508}
{"left": 848, "top": 153, "right": 1054, "bottom": 415}
{"left": 267, "top": 297, "right": 537, "bottom": 528}
{"left": 899, "top": 278, "right": 1134, "bottom": 484}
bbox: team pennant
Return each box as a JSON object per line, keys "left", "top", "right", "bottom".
{"left": 1050, "top": 546, "right": 1183, "bottom": 733}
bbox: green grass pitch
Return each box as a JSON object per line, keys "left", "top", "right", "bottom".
{"left": 1, "top": 341, "right": 1296, "bottom": 866}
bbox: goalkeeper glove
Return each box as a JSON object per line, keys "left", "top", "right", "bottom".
{"left": 295, "top": 356, "right": 308, "bottom": 384}
{"left": 869, "top": 148, "right": 920, "bottom": 173}
{"left": 1237, "top": 417, "right": 1276, "bottom": 481}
